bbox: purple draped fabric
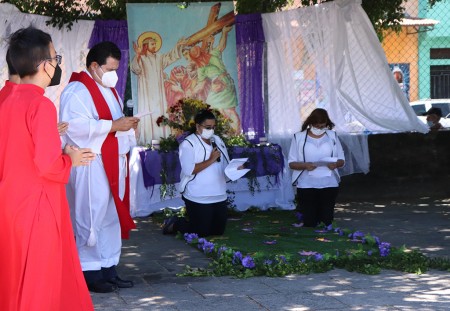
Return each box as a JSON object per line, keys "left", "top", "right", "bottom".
{"left": 88, "top": 20, "right": 129, "bottom": 100}
{"left": 235, "top": 13, "right": 265, "bottom": 143}
{"left": 139, "top": 144, "right": 284, "bottom": 189}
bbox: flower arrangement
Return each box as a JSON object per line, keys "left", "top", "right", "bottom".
{"left": 156, "top": 98, "right": 233, "bottom": 149}
{"left": 174, "top": 220, "right": 446, "bottom": 278}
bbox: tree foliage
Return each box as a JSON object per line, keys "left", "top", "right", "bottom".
{"left": 1, "top": 0, "right": 446, "bottom": 38}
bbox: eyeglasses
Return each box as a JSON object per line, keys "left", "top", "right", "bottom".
{"left": 36, "top": 55, "right": 62, "bottom": 68}
{"left": 49, "top": 55, "right": 62, "bottom": 65}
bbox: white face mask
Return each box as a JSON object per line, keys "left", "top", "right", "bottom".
{"left": 310, "top": 126, "right": 326, "bottom": 136}
{"left": 200, "top": 128, "right": 214, "bottom": 140}
{"left": 99, "top": 67, "right": 118, "bottom": 88}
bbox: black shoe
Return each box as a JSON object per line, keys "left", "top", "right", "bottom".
{"left": 162, "top": 216, "right": 178, "bottom": 235}
{"left": 107, "top": 276, "right": 134, "bottom": 288}
{"left": 87, "top": 280, "right": 118, "bottom": 293}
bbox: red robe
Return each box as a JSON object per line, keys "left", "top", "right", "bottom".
{"left": 0, "top": 84, "right": 93, "bottom": 311}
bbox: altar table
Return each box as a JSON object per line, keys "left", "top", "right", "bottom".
{"left": 129, "top": 144, "right": 295, "bottom": 217}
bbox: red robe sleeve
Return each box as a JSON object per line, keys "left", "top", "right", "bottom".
{"left": 28, "top": 97, "right": 71, "bottom": 183}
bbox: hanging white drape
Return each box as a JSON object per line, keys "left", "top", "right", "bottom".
{"left": 0, "top": 3, "right": 94, "bottom": 109}
{"left": 262, "top": 0, "right": 428, "bottom": 136}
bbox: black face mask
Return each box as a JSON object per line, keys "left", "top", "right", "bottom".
{"left": 44, "top": 62, "right": 62, "bottom": 87}
{"left": 48, "top": 63, "right": 62, "bottom": 86}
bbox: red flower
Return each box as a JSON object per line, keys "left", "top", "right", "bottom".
{"left": 156, "top": 116, "right": 164, "bottom": 127}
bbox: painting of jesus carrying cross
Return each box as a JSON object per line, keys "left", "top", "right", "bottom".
{"left": 127, "top": 2, "right": 240, "bottom": 145}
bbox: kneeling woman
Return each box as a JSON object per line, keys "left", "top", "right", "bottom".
{"left": 288, "top": 108, "right": 345, "bottom": 227}
{"left": 163, "top": 110, "right": 230, "bottom": 237}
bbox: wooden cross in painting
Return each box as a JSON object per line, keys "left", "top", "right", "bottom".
{"left": 185, "top": 2, "right": 235, "bottom": 52}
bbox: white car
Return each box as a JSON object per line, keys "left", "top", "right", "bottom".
{"left": 410, "top": 99, "right": 450, "bottom": 128}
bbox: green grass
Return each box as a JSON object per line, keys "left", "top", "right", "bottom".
{"left": 211, "top": 210, "right": 369, "bottom": 261}
{"left": 155, "top": 208, "right": 450, "bottom": 278}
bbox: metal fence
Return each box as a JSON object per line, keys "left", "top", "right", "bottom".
{"left": 381, "top": 0, "right": 450, "bottom": 103}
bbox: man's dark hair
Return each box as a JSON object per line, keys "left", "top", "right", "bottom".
{"left": 86, "top": 41, "right": 121, "bottom": 67}
{"left": 8, "top": 26, "right": 52, "bottom": 78}
{"left": 6, "top": 49, "right": 17, "bottom": 75}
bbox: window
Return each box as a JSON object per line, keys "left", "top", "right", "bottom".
{"left": 430, "top": 48, "right": 450, "bottom": 59}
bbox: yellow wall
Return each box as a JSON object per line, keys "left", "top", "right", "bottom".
{"left": 382, "top": 28, "right": 419, "bottom": 101}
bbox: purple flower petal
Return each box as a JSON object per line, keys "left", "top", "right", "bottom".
{"left": 263, "top": 240, "right": 277, "bottom": 245}
{"left": 242, "top": 256, "right": 256, "bottom": 269}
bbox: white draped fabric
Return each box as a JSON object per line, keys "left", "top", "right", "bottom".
{"left": 261, "top": 0, "right": 428, "bottom": 181}
{"left": 262, "top": 0, "right": 428, "bottom": 137}
{"left": 0, "top": 3, "right": 94, "bottom": 109}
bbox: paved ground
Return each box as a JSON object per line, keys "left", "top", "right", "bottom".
{"left": 91, "top": 197, "right": 450, "bottom": 310}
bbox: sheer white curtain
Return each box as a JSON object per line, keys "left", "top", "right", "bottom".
{"left": 262, "top": 0, "right": 428, "bottom": 137}
{"left": 261, "top": 0, "right": 429, "bottom": 184}
{"left": 0, "top": 3, "right": 94, "bottom": 108}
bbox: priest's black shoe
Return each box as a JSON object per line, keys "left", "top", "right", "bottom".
{"left": 107, "top": 276, "right": 134, "bottom": 288}
{"left": 87, "top": 280, "right": 118, "bottom": 293}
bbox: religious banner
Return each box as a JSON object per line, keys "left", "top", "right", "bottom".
{"left": 127, "top": 2, "right": 240, "bottom": 145}
{"left": 389, "top": 63, "right": 410, "bottom": 102}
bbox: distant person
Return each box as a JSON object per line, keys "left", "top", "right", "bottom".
{"left": 0, "top": 26, "right": 95, "bottom": 311}
{"left": 424, "top": 107, "right": 444, "bottom": 131}
{"left": 288, "top": 108, "right": 345, "bottom": 227}
{"left": 162, "top": 109, "right": 231, "bottom": 237}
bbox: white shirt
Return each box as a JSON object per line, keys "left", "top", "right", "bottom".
{"left": 179, "top": 134, "right": 228, "bottom": 203}
{"left": 288, "top": 130, "right": 345, "bottom": 189}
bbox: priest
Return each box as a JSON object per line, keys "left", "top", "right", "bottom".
{"left": 60, "top": 41, "right": 139, "bottom": 293}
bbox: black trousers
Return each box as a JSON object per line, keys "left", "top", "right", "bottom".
{"left": 83, "top": 266, "right": 117, "bottom": 284}
{"left": 296, "top": 187, "right": 339, "bottom": 227}
{"left": 173, "top": 196, "right": 228, "bottom": 237}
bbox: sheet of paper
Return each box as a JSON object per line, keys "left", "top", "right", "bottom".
{"left": 308, "top": 166, "right": 332, "bottom": 177}
{"left": 225, "top": 158, "right": 250, "bottom": 181}
{"left": 115, "top": 128, "right": 135, "bottom": 137}
{"left": 134, "top": 110, "right": 152, "bottom": 118}
{"left": 313, "top": 157, "right": 338, "bottom": 167}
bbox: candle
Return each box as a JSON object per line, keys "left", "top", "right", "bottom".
{"left": 151, "top": 139, "right": 160, "bottom": 150}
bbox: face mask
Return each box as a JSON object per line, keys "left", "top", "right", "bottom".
{"left": 200, "top": 128, "right": 214, "bottom": 140}
{"left": 45, "top": 63, "right": 62, "bottom": 86}
{"left": 99, "top": 67, "right": 118, "bottom": 88}
{"left": 310, "top": 126, "right": 326, "bottom": 136}
{"left": 427, "top": 121, "right": 434, "bottom": 127}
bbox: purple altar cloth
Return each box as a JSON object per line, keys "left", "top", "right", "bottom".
{"left": 139, "top": 144, "right": 284, "bottom": 188}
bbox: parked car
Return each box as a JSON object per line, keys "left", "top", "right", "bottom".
{"left": 410, "top": 99, "right": 450, "bottom": 128}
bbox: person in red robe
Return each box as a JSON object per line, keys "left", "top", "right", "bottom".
{"left": 0, "top": 26, "right": 95, "bottom": 311}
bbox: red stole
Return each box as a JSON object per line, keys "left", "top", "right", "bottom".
{"left": 69, "top": 71, "right": 135, "bottom": 239}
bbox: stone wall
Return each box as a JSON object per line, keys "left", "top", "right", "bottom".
{"left": 338, "top": 130, "right": 450, "bottom": 201}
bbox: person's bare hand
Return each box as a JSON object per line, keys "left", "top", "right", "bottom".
{"left": 57, "top": 121, "right": 69, "bottom": 136}
{"left": 209, "top": 147, "right": 221, "bottom": 162}
{"left": 64, "top": 145, "right": 96, "bottom": 167}
{"left": 327, "top": 159, "right": 344, "bottom": 170}
{"left": 304, "top": 162, "right": 317, "bottom": 171}
{"left": 327, "top": 162, "right": 338, "bottom": 170}
{"left": 223, "top": 25, "right": 233, "bottom": 34}
{"left": 177, "top": 37, "right": 187, "bottom": 47}
{"left": 111, "top": 117, "right": 140, "bottom": 132}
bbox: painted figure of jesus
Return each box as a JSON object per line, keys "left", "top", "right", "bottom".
{"left": 131, "top": 32, "right": 185, "bottom": 144}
